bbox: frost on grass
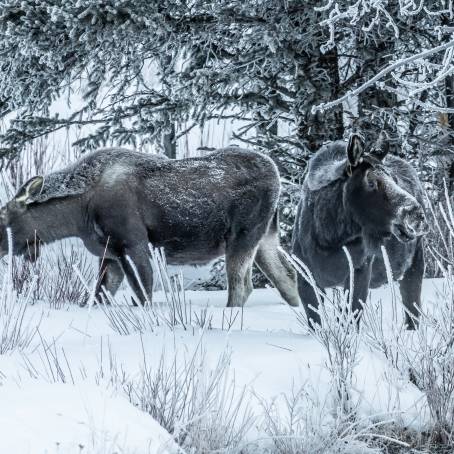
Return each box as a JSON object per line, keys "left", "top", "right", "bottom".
{"left": 365, "top": 265, "right": 454, "bottom": 446}
{"left": 289, "top": 250, "right": 362, "bottom": 419}
{"left": 260, "top": 385, "right": 382, "bottom": 454}
{"left": 121, "top": 339, "right": 255, "bottom": 454}
{"left": 21, "top": 331, "right": 255, "bottom": 454}
{"left": 9, "top": 240, "right": 94, "bottom": 309}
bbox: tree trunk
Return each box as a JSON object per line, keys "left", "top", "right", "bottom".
{"left": 162, "top": 122, "right": 176, "bottom": 159}
{"left": 357, "top": 39, "right": 398, "bottom": 151}
{"left": 445, "top": 74, "right": 454, "bottom": 190}
{"left": 296, "top": 47, "right": 344, "bottom": 152}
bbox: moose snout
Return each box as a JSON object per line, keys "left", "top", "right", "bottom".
{"left": 402, "top": 203, "right": 428, "bottom": 237}
{"left": 392, "top": 202, "right": 428, "bottom": 243}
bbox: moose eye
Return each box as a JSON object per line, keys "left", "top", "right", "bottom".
{"left": 367, "top": 178, "right": 377, "bottom": 191}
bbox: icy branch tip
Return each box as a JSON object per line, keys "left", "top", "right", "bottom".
{"left": 311, "top": 104, "right": 325, "bottom": 115}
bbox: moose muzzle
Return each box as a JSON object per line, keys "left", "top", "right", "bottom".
{"left": 392, "top": 202, "right": 428, "bottom": 243}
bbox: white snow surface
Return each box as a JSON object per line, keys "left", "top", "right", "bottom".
{"left": 0, "top": 381, "right": 178, "bottom": 454}
{"left": 0, "top": 277, "right": 445, "bottom": 452}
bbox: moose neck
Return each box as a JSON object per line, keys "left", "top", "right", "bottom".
{"left": 22, "top": 196, "right": 84, "bottom": 243}
{"left": 313, "top": 179, "right": 362, "bottom": 249}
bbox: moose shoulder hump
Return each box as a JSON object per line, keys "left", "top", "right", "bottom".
{"left": 305, "top": 141, "right": 348, "bottom": 191}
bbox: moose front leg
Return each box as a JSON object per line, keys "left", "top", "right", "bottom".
{"left": 344, "top": 257, "right": 373, "bottom": 321}
{"left": 298, "top": 275, "right": 323, "bottom": 328}
{"left": 399, "top": 239, "right": 424, "bottom": 330}
{"left": 119, "top": 245, "right": 153, "bottom": 305}
{"left": 95, "top": 258, "right": 124, "bottom": 303}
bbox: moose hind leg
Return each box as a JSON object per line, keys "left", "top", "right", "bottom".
{"left": 96, "top": 258, "right": 124, "bottom": 302}
{"left": 120, "top": 245, "right": 153, "bottom": 305}
{"left": 399, "top": 240, "right": 424, "bottom": 330}
{"left": 225, "top": 243, "right": 257, "bottom": 308}
{"left": 255, "top": 230, "right": 300, "bottom": 307}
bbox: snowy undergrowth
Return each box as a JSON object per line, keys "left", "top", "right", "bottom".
{"left": 282, "top": 250, "right": 403, "bottom": 454}
{"left": 259, "top": 385, "right": 383, "bottom": 454}
{"left": 365, "top": 262, "right": 454, "bottom": 448}
{"left": 1, "top": 245, "right": 445, "bottom": 453}
{"left": 286, "top": 241, "right": 454, "bottom": 451}
{"left": 20, "top": 329, "right": 256, "bottom": 454}
{"left": 94, "top": 250, "right": 256, "bottom": 453}
{"left": 124, "top": 341, "right": 255, "bottom": 453}
{"left": 100, "top": 246, "right": 214, "bottom": 335}
{"left": 8, "top": 243, "right": 383, "bottom": 454}
{"left": 0, "top": 227, "right": 447, "bottom": 453}
{"left": 7, "top": 240, "right": 94, "bottom": 309}
{"left": 7, "top": 242, "right": 417, "bottom": 453}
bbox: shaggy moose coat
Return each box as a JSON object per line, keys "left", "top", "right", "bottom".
{"left": 292, "top": 135, "right": 427, "bottom": 329}
{"left": 0, "top": 147, "right": 300, "bottom": 308}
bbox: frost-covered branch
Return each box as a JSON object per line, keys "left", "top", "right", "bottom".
{"left": 313, "top": 39, "right": 454, "bottom": 114}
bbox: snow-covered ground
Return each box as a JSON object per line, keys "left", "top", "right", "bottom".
{"left": 0, "top": 272, "right": 445, "bottom": 453}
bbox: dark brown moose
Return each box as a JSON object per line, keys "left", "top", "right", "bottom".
{"left": 292, "top": 134, "right": 428, "bottom": 329}
{"left": 0, "top": 147, "right": 300, "bottom": 308}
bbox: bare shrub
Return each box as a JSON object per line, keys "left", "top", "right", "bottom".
{"left": 6, "top": 241, "right": 93, "bottom": 309}
{"left": 190, "top": 257, "right": 227, "bottom": 290}
{"left": 44, "top": 243, "right": 94, "bottom": 308}
{"left": 123, "top": 340, "right": 255, "bottom": 453}
{"left": 100, "top": 246, "right": 213, "bottom": 335}
{"left": 289, "top": 250, "right": 362, "bottom": 419}
{"left": 4, "top": 134, "right": 82, "bottom": 194}
{"left": 11, "top": 243, "right": 42, "bottom": 297}
{"left": 99, "top": 291, "right": 161, "bottom": 335}
{"left": 150, "top": 247, "right": 189, "bottom": 327}
{"left": 6, "top": 137, "right": 55, "bottom": 189}
{"left": 365, "top": 262, "right": 454, "bottom": 446}
{"left": 21, "top": 331, "right": 76, "bottom": 384}
{"left": 425, "top": 182, "right": 454, "bottom": 277}
{"left": 259, "top": 385, "right": 384, "bottom": 454}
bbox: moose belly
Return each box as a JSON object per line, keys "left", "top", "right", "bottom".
{"left": 165, "top": 241, "right": 225, "bottom": 265}
{"left": 147, "top": 227, "right": 226, "bottom": 266}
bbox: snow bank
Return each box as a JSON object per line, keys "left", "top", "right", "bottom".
{"left": 0, "top": 381, "right": 178, "bottom": 454}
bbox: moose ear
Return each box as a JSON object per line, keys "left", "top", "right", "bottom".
{"left": 346, "top": 133, "right": 365, "bottom": 168}
{"left": 14, "top": 176, "right": 44, "bottom": 205}
{"left": 373, "top": 131, "right": 390, "bottom": 161}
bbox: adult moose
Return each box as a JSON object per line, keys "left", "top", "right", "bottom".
{"left": 0, "top": 147, "right": 300, "bottom": 308}
{"left": 292, "top": 133, "right": 427, "bottom": 329}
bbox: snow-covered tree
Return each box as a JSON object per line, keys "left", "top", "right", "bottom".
{"left": 315, "top": 1, "right": 454, "bottom": 173}
{"left": 0, "top": 1, "right": 342, "bottom": 160}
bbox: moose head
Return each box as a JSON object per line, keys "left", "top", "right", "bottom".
{"left": 0, "top": 176, "right": 44, "bottom": 258}
{"left": 343, "top": 133, "right": 428, "bottom": 246}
